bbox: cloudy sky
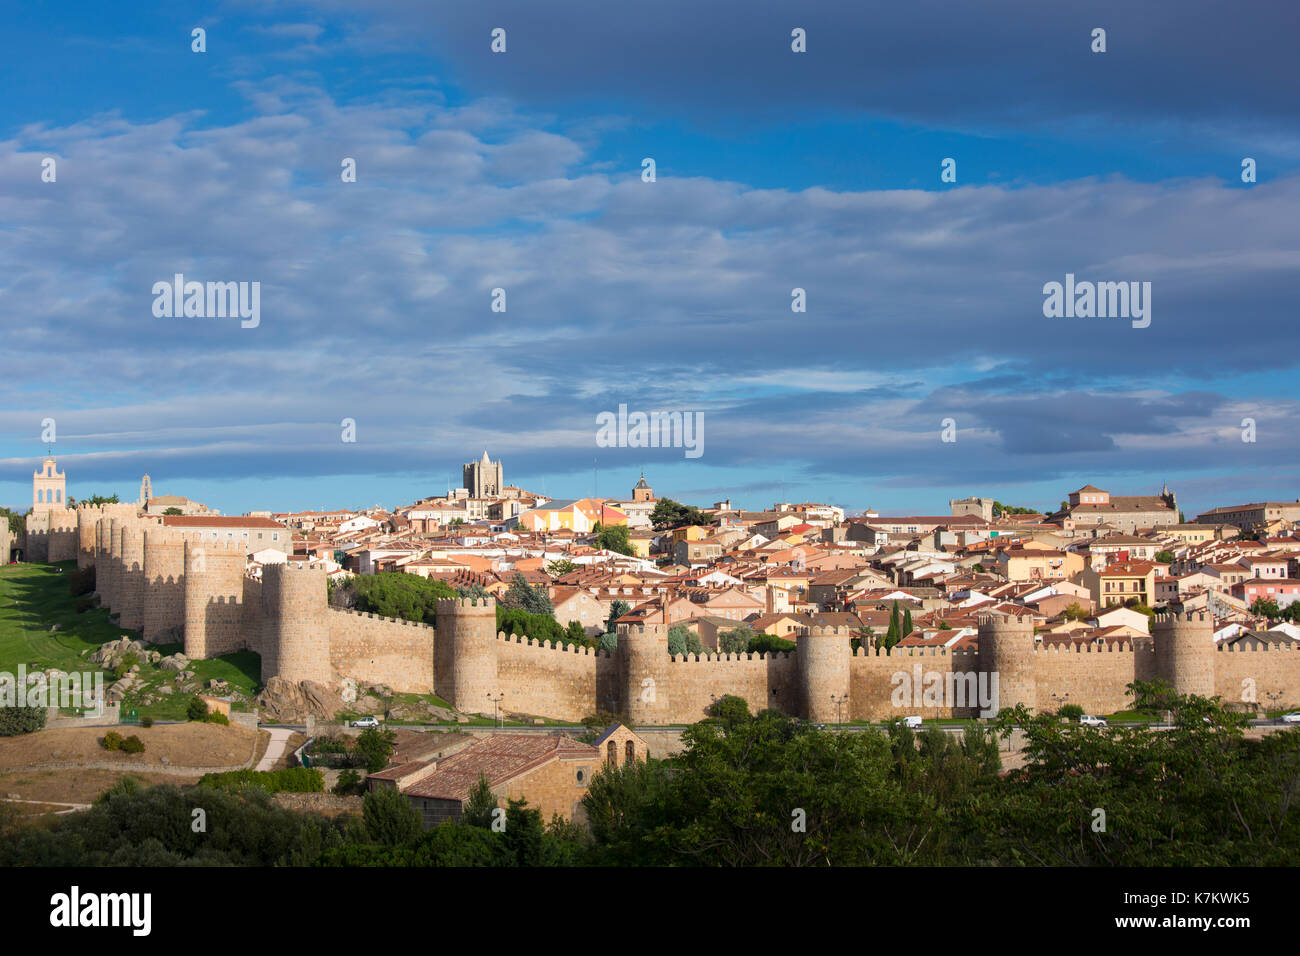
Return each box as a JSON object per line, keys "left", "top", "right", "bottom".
{"left": 2, "top": 0, "right": 1297, "bottom": 517}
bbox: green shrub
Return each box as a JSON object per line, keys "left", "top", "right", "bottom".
{"left": 198, "top": 767, "right": 325, "bottom": 794}
{"left": 75, "top": 595, "right": 98, "bottom": 613}
{"left": 0, "top": 705, "right": 47, "bottom": 737}
{"left": 1059, "top": 703, "right": 1085, "bottom": 721}
{"left": 747, "top": 633, "right": 796, "bottom": 654}
{"left": 140, "top": 716, "right": 154, "bottom": 728}
{"left": 186, "top": 697, "right": 209, "bottom": 721}
{"left": 311, "top": 734, "right": 350, "bottom": 755}
{"left": 102, "top": 731, "right": 124, "bottom": 751}
{"left": 120, "top": 736, "right": 145, "bottom": 754}
{"left": 206, "top": 711, "right": 229, "bottom": 726}
{"left": 333, "top": 769, "right": 364, "bottom": 796}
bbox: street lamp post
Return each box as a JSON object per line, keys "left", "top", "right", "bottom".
{"left": 487, "top": 691, "right": 505, "bottom": 728}
{"left": 830, "top": 693, "right": 848, "bottom": 729}
{"left": 1265, "top": 690, "right": 1283, "bottom": 722}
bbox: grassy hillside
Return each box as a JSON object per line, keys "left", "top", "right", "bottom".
{"left": 0, "top": 561, "right": 261, "bottom": 718}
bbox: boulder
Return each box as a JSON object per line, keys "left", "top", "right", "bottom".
{"left": 158, "top": 654, "right": 189, "bottom": 672}
{"left": 255, "top": 677, "right": 346, "bottom": 723}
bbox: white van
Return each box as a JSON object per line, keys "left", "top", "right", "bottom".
{"left": 901, "top": 715, "right": 923, "bottom": 730}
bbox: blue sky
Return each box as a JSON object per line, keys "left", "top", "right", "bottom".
{"left": 2, "top": 0, "right": 1298, "bottom": 518}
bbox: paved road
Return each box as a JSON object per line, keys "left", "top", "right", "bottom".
{"left": 255, "top": 726, "right": 295, "bottom": 771}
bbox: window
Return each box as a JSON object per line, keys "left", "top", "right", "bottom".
{"left": 607, "top": 740, "right": 617, "bottom": 766}
{"left": 626, "top": 740, "right": 635, "bottom": 764}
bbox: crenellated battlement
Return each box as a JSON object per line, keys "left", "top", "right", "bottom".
{"left": 436, "top": 596, "right": 496, "bottom": 612}
{"left": 495, "top": 631, "right": 599, "bottom": 655}
{"left": 669, "top": 651, "right": 794, "bottom": 662}
{"left": 329, "top": 607, "right": 433, "bottom": 629}
{"left": 1154, "top": 610, "right": 1210, "bottom": 626}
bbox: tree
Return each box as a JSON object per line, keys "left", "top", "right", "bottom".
{"left": 1063, "top": 602, "right": 1088, "bottom": 621}
{"left": 718, "top": 627, "right": 755, "bottom": 655}
{"left": 0, "top": 508, "right": 26, "bottom": 537}
{"left": 545, "top": 559, "right": 578, "bottom": 578}
{"left": 501, "top": 572, "right": 553, "bottom": 616}
{"left": 186, "top": 697, "right": 210, "bottom": 721}
{"left": 343, "top": 572, "right": 457, "bottom": 625}
{"left": 363, "top": 785, "right": 421, "bottom": 846}
{"left": 162, "top": 507, "right": 183, "bottom": 516}
{"left": 566, "top": 620, "right": 588, "bottom": 644}
{"left": 706, "top": 694, "right": 751, "bottom": 733}
{"left": 902, "top": 607, "right": 914, "bottom": 638}
{"left": 355, "top": 726, "right": 397, "bottom": 774}
{"left": 747, "top": 633, "right": 796, "bottom": 654}
{"left": 667, "top": 624, "right": 704, "bottom": 656}
{"left": 463, "top": 773, "right": 499, "bottom": 828}
{"left": 81, "top": 494, "right": 120, "bottom": 506}
{"left": 597, "top": 524, "right": 635, "bottom": 556}
{"left": 883, "top": 601, "right": 902, "bottom": 651}
{"left": 1251, "top": 597, "right": 1282, "bottom": 620}
{"left": 1155, "top": 550, "right": 1175, "bottom": 564}
{"left": 501, "top": 798, "right": 545, "bottom": 866}
{"left": 649, "top": 499, "right": 715, "bottom": 531}
{"left": 604, "top": 600, "right": 631, "bottom": 635}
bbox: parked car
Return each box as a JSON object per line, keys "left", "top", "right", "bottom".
{"left": 1281, "top": 712, "right": 1300, "bottom": 724}
{"left": 1079, "top": 714, "right": 1107, "bottom": 727}
{"left": 350, "top": 716, "right": 380, "bottom": 728}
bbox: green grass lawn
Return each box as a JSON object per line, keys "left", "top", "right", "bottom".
{"left": 0, "top": 560, "right": 262, "bottom": 719}
{"left": 0, "top": 561, "right": 123, "bottom": 672}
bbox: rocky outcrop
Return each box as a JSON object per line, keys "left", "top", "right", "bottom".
{"left": 255, "top": 677, "right": 346, "bottom": 723}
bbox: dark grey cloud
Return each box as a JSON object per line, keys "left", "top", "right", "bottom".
{"left": 298, "top": 0, "right": 1300, "bottom": 137}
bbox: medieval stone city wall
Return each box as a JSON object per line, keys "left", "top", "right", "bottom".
{"left": 327, "top": 609, "right": 434, "bottom": 695}
{"left": 494, "top": 634, "right": 603, "bottom": 723}
{"left": 24, "top": 507, "right": 79, "bottom": 563}
{"left": 64, "top": 524, "right": 1300, "bottom": 723}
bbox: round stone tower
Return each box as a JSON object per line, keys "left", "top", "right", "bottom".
{"left": 798, "top": 624, "right": 851, "bottom": 723}
{"left": 94, "top": 519, "right": 111, "bottom": 600}
{"left": 76, "top": 506, "right": 99, "bottom": 570}
{"left": 435, "top": 596, "right": 499, "bottom": 715}
{"left": 977, "top": 612, "right": 1037, "bottom": 714}
{"left": 620, "top": 621, "right": 669, "bottom": 725}
{"left": 184, "top": 540, "right": 247, "bottom": 660}
{"left": 1153, "top": 610, "right": 1215, "bottom": 698}
{"left": 262, "top": 563, "right": 331, "bottom": 685}
{"left": 142, "top": 530, "right": 186, "bottom": 644}
{"left": 105, "top": 518, "right": 124, "bottom": 614}
{"left": 118, "top": 524, "right": 145, "bottom": 631}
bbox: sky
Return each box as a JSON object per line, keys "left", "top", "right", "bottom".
{"left": 1, "top": 0, "right": 1298, "bottom": 518}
